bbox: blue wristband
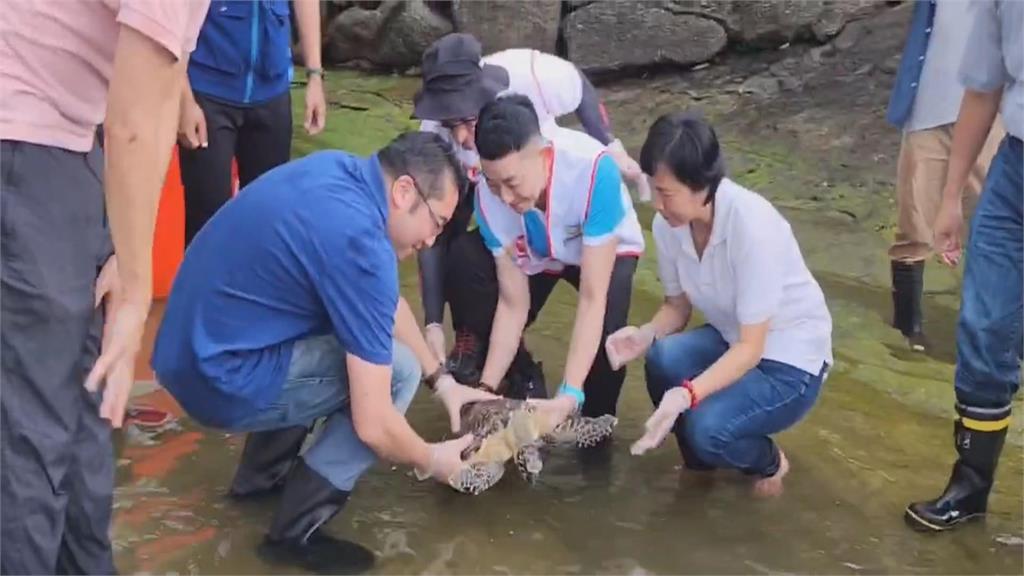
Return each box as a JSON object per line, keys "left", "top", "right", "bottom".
{"left": 557, "top": 382, "right": 585, "bottom": 407}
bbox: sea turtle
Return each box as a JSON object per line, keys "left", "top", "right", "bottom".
{"left": 446, "top": 398, "right": 618, "bottom": 495}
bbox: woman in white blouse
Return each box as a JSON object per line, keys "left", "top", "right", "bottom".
{"left": 606, "top": 112, "right": 833, "bottom": 496}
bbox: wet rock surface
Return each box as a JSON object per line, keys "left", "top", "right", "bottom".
{"left": 320, "top": 0, "right": 893, "bottom": 71}
{"left": 564, "top": 2, "right": 728, "bottom": 73}
{"left": 453, "top": 0, "right": 562, "bottom": 54}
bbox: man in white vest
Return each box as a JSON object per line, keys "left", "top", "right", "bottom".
{"left": 472, "top": 94, "right": 645, "bottom": 422}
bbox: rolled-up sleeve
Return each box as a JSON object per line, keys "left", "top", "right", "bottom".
{"left": 117, "top": 0, "right": 209, "bottom": 59}
{"left": 959, "top": 0, "right": 1008, "bottom": 93}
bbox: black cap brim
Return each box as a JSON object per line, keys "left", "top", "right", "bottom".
{"left": 411, "top": 64, "right": 507, "bottom": 121}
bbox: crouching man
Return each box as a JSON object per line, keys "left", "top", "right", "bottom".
{"left": 151, "top": 132, "right": 493, "bottom": 574}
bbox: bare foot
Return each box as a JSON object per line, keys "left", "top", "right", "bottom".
{"left": 753, "top": 449, "right": 789, "bottom": 498}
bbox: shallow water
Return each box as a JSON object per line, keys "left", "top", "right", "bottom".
{"left": 114, "top": 16, "right": 1023, "bottom": 572}
{"left": 113, "top": 273, "right": 1023, "bottom": 575}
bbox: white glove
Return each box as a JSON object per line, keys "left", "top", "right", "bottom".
{"left": 606, "top": 139, "right": 643, "bottom": 184}
{"left": 434, "top": 375, "right": 498, "bottom": 432}
{"left": 630, "top": 387, "right": 692, "bottom": 456}
{"left": 414, "top": 435, "right": 476, "bottom": 485}
{"left": 635, "top": 174, "right": 652, "bottom": 203}
{"left": 605, "top": 324, "right": 656, "bottom": 370}
{"left": 424, "top": 323, "right": 446, "bottom": 364}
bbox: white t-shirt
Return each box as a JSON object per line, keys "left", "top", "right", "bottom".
{"left": 652, "top": 178, "right": 833, "bottom": 375}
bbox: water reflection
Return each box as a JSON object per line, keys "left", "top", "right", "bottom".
{"left": 113, "top": 364, "right": 1022, "bottom": 575}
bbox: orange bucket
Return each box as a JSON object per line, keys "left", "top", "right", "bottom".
{"left": 152, "top": 147, "right": 238, "bottom": 299}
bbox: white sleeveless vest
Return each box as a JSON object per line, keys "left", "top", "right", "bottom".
{"left": 476, "top": 127, "right": 645, "bottom": 275}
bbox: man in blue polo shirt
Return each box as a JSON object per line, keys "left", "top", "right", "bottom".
{"left": 152, "top": 131, "right": 493, "bottom": 573}
{"left": 175, "top": 0, "right": 329, "bottom": 499}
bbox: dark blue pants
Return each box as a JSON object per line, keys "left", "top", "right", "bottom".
{"left": 644, "top": 325, "right": 826, "bottom": 477}
{"left": 954, "top": 135, "right": 1023, "bottom": 411}
{"left": 1, "top": 138, "right": 115, "bottom": 574}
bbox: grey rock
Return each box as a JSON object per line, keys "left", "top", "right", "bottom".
{"left": 565, "top": 2, "right": 727, "bottom": 73}
{"left": 665, "top": 0, "right": 888, "bottom": 47}
{"left": 880, "top": 55, "right": 901, "bottom": 74}
{"left": 776, "top": 73, "right": 804, "bottom": 91}
{"left": 812, "top": 0, "right": 885, "bottom": 42}
{"left": 453, "top": 0, "right": 561, "bottom": 54}
{"left": 833, "top": 19, "right": 868, "bottom": 51}
{"left": 377, "top": 0, "right": 453, "bottom": 67}
{"left": 853, "top": 63, "right": 874, "bottom": 76}
{"left": 325, "top": 0, "right": 451, "bottom": 68}
{"left": 740, "top": 74, "right": 782, "bottom": 97}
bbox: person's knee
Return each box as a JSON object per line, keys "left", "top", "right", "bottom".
{"left": 644, "top": 340, "right": 674, "bottom": 403}
{"left": 390, "top": 341, "right": 421, "bottom": 413}
{"left": 644, "top": 336, "right": 697, "bottom": 402}
{"left": 682, "top": 409, "right": 727, "bottom": 464}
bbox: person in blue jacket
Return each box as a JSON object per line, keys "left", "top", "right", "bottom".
{"left": 173, "top": 0, "right": 327, "bottom": 503}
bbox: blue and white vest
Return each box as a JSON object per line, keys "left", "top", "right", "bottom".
{"left": 476, "top": 127, "right": 645, "bottom": 275}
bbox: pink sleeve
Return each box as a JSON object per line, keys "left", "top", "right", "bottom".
{"left": 117, "top": 0, "right": 209, "bottom": 59}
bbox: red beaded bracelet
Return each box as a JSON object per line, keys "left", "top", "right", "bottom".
{"left": 680, "top": 379, "right": 699, "bottom": 409}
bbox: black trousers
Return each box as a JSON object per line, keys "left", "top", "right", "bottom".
{"left": 446, "top": 229, "right": 638, "bottom": 417}
{"left": 1, "top": 139, "right": 116, "bottom": 574}
{"left": 178, "top": 91, "right": 292, "bottom": 245}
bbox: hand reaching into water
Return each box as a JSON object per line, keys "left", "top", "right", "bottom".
{"left": 630, "top": 387, "right": 692, "bottom": 456}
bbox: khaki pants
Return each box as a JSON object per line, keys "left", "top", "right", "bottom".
{"left": 888, "top": 118, "right": 1005, "bottom": 262}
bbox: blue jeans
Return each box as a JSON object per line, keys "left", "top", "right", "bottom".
{"left": 644, "top": 325, "right": 826, "bottom": 477}
{"left": 225, "top": 336, "right": 421, "bottom": 491}
{"left": 955, "top": 135, "right": 1023, "bottom": 410}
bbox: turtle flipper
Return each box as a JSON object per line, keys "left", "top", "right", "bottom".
{"left": 574, "top": 414, "right": 618, "bottom": 448}
{"left": 448, "top": 461, "right": 506, "bottom": 495}
{"left": 514, "top": 443, "right": 544, "bottom": 484}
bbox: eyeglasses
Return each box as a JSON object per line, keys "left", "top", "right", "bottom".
{"left": 440, "top": 116, "right": 477, "bottom": 130}
{"left": 408, "top": 173, "right": 448, "bottom": 234}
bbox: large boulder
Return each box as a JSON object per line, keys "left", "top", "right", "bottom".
{"left": 564, "top": 1, "right": 727, "bottom": 73}
{"left": 664, "top": 0, "right": 887, "bottom": 47}
{"left": 325, "top": 0, "right": 452, "bottom": 68}
{"left": 452, "top": 0, "right": 561, "bottom": 54}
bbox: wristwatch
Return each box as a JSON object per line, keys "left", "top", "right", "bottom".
{"left": 305, "top": 67, "right": 324, "bottom": 79}
{"left": 423, "top": 364, "right": 447, "bottom": 392}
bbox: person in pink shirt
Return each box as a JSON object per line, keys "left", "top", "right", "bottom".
{"left": 0, "top": 0, "right": 208, "bottom": 572}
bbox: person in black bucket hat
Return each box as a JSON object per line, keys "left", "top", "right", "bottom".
{"left": 412, "top": 32, "right": 645, "bottom": 402}
{"left": 413, "top": 33, "right": 508, "bottom": 123}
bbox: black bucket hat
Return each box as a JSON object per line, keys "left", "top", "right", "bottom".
{"left": 413, "top": 33, "right": 508, "bottom": 122}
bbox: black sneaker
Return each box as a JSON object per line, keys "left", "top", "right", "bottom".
{"left": 446, "top": 328, "right": 482, "bottom": 385}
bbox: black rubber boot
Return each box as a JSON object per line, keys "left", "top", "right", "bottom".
{"left": 229, "top": 425, "right": 311, "bottom": 500}
{"left": 258, "top": 458, "right": 376, "bottom": 574}
{"left": 905, "top": 404, "right": 1010, "bottom": 532}
{"left": 891, "top": 260, "right": 928, "bottom": 352}
{"left": 446, "top": 327, "right": 483, "bottom": 385}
